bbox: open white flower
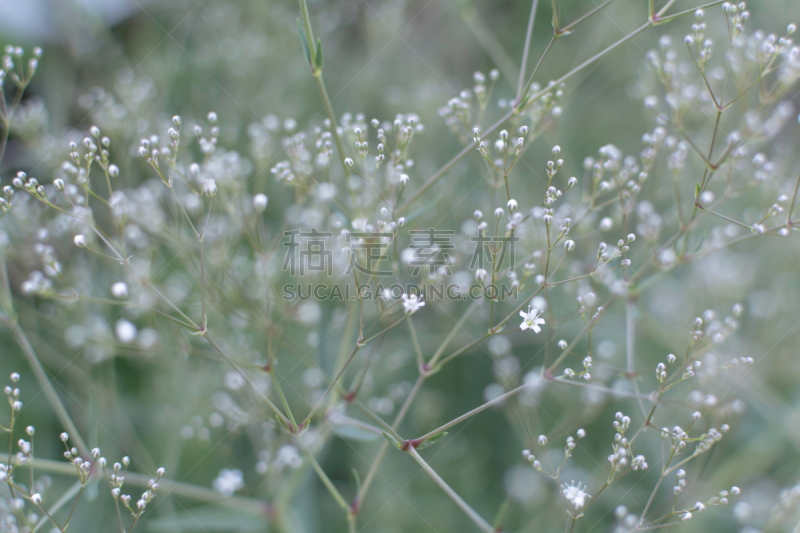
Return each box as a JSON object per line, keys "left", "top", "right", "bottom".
{"left": 562, "top": 480, "right": 590, "bottom": 510}
{"left": 212, "top": 468, "right": 244, "bottom": 497}
{"left": 401, "top": 293, "right": 425, "bottom": 314}
{"left": 519, "top": 306, "right": 545, "bottom": 333}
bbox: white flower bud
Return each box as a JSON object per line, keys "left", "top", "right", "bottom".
{"left": 253, "top": 193, "right": 268, "bottom": 212}
{"left": 73, "top": 235, "right": 87, "bottom": 247}
{"left": 110, "top": 282, "right": 128, "bottom": 299}
{"left": 203, "top": 179, "right": 217, "bottom": 197}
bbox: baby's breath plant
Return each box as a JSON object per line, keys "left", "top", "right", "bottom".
{"left": 2, "top": 0, "right": 800, "bottom": 532}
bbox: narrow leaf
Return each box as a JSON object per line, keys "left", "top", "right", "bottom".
{"left": 297, "top": 19, "right": 312, "bottom": 66}
{"left": 382, "top": 431, "right": 402, "bottom": 450}
{"left": 352, "top": 468, "right": 362, "bottom": 497}
{"left": 415, "top": 431, "right": 448, "bottom": 450}
{"left": 314, "top": 39, "right": 323, "bottom": 71}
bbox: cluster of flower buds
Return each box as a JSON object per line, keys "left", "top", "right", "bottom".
{"left": 58, "top": 434, "right": 101, "bottom": 484}
{"left": 138, "top": 134, "right": 169, "bottom": 173}
{"left": 723, "top": 356, "right": 755, "bottom": 369}
{"left": 5, "top": 372, "right": 23, "bottom": 413}
{"left": 581, "top": 356, "right": 592, "bottom": 381}
{"left": 695, "top": 427, "right": 724, "bottom": 454}
{"left": 196, "top": 111, "right": 220, "bottom": 155}
{"left": 608, "top": 445, "right": 628, "bottom": 473}
{"left": 546, "top": 145, "right": 563, "bottom": 180}
{"left": 168, "top": 115, "right": 181, "bottom": 151}
{"left": 2, "top": 45, "right": 41, "bottom": 86}
{"left": 631, "top": 454, "right": 648, "bottom": 470}
{"left": 722, "top": 2, "right": 749, "bottom": 38}
{"left": 102, "top": 454, "right": 163, "bottom": 515}
{"left": 471, "top": 69, "right": 499, "bottom": 107}
{"left": 313, "top": 128, "right": 333, "bottom": 167}
{"left": 517, "top": 80, "right": 564, "bottom": 122}
{"left": 521, "top": 448, "right": 541, "bottom": 470}
{"left": 664, "top": 425, "right": 692, "bottom": 456}
{"left": 129, "top": 468, "right": 165, "bottom": 514}
{"left": 352, "top": 127, "right": 369, "bottom": 160}
{"left": 271, "top": 160, "right": 295, "bottom": 182}
{"left": 674, "top": 468, "right": 688, "bottom": 495}
{"left": 443, "top": 91, "right": 472, "bottom": 131}
{"left": 12, "top": 171, "right": 46, "bottom": 199}
{"left": 708, "top": 485, "right": 740, "bottom": 506}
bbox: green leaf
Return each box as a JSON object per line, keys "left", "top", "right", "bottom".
{"left": 314, "top": 39, "right": 323, "bottom": 71}
{"left": 352, "top": 468, "right": 362, "bottom": 497}
{"left": 382, "top": 431, "right": 402, "bottom": 450}
{"left": 297, "top": 19, "right": 312, "bottom": 66}
{"left": 415, "top": 431, "right": 448, "bottom": 450}
{"left": 695, "top": 182, "right": 701, "bottom": 200}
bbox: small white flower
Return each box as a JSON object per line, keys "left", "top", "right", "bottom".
{"left": 73, "top": 234, "right": 87, "bottom": 247}
{"left": 561, "top": 480, "right": 590, "bottom": 509}
{"left": 212, "top": 468, "right": 244, "bottom": 497}
{"left": 519, "top": 307, "right": 545, "bottom": 333}
{"left": 202, "top": 178, "right": 217, "bottom": 197}
{"left": 115, "top": 320, "right": 137, "bottom": 343}
{"left": 401, "top": 293, "right": 425, "bottom": 314}
{"left": 253, "top": 193, "right": 268, "bottom": 212}
{"left": 111, "top": 282, "right": 129, "bottom": 299}
{"left": 31, "top": 493, "right": 42, "bottom": 505}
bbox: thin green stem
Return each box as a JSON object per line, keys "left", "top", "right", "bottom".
{"left": 4, "top": 320, "right": 90, "bottom": 458}
{"left": 517, "top": 0, "right": 540, "bottom": 101}
{"left": 406, "top": 447, "right": 494, "bottom": 533}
